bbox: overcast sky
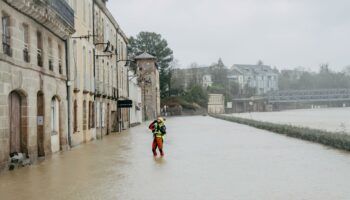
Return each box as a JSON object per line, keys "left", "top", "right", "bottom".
{"left": 107, "top": 0, "right": 350, "bottom": 71}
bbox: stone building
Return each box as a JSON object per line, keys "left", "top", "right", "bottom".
{"left": 66, "top": 0, "right": 96, "bottom": 146}
{"left": 93, "top": 0, "right": 129, "bottom": 136}
{"left": 208, "top": 94, "right": 225, "bottom": 114}
{"left": 135, "top": 52, "right": 160, "bottom": 121}
{"left": 116, "top": 25, "right": 129, "bottom": 131}
{"left": 0, "top": 0, "right": 75, "bottom": 170}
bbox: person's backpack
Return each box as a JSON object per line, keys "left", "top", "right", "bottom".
{"left": 160, "top": 126, "right": 166, "bottom": 135}
{"left": 149, "top": 120, "right": 156, "bottom": 132}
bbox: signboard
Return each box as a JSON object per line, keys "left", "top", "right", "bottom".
{"left": 117, "top": 100, "right": 133, "bottom": 108}
{"left": 227, "top": 102, "right": 232, "bottom": 108}
{"left": 37, "top": 116, "right": 44, "bottom": 125}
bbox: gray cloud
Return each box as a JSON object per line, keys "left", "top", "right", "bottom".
{"left": 108, "top": 0, "right": 350, "bottom": 71}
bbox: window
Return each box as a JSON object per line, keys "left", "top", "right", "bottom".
{"left": 101, "top": 103, "right": 105, "bottom": 127}
{"left": 37, "top": 31, "right": 43, "bottom": 67}
{"left": 51, "top": 97, "right": 59, "bottom": 135}
{"left": 48, "top": 38, "right": 53, "bottom": 71}
{"left": 58, "top": 45, "right": 63, "bottom": 74}
{"left": 83, "top": 0, "right": 86, "bottom": 23}
{"left": 83, "top": 46, "right": 88, "bottom": 90}
{"left": 89, "top": 4, "right": 92, "bottom": 29}
{"left": 92, "top": 102, "right": 95, "bottom": 128}
{"left": 96, "top": 102, "right": 100, "bottom": 128}
{"left": 73, "top": 40, "right": 80, "bottom": 89}
{"left": 22, "top": 24, "right": 30, "bottom": 62}
{"left": 2, "top": 14, "right": 11, "bottom": 56}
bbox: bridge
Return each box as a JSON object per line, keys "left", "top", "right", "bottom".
{"left": 267, "top": 88, "right": 350, "bottom": 103}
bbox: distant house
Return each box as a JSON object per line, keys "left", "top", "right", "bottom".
{"left": 208, "top": 94, "right": 225, "bottom": 114}
{"left": 229, "top": 64, "right": 278, "bottom": 95}
{"left": 202, "top": 74, "right": 213, "bottom": 88}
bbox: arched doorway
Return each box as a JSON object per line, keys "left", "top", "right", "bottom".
{"left": 37, "top": 92, "right": 45, "bottom": 157}
{"left": 51, "top": 97, "right": 60, "bottom": 153}
{"left": 9, "top": 91, "right": 27, "bottom": 154}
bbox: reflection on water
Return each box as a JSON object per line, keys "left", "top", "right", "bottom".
{"left": 1, "top": 116, "right": 350, "bottom": 200}
{"left": 153, "top": 157, "right": 167, "bottom": 165}
{"left": 227, "top": 107, "right": 350, "bottom": 134}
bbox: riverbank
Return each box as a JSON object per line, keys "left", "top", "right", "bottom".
{"left": 212, "top": 114, "right": 350, "bottom": 152}
{"left": 225, "top": 107, "right": 350, "bottom": 134}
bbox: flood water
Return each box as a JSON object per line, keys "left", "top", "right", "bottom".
{"left": 226, "top": 107, "right": 350, "bottom": 134}
{"left": 1, "top": 116, "right": 350, "bottom": 200}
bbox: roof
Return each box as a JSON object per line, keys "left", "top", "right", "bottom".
{"left": 232, "top": 64, "right": 276, "bottom": 75}
{"left": 134, "top": 52, "right": 157, "bottom": 60}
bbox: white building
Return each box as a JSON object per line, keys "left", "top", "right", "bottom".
{"left": 128, "top": 70, "right": 142, "bottom": 126}
{"left": 202, "top": 74, "right": 213, "bottom": 88}
{"left": 230, "top": 64, "right": 278, "bottom": 95}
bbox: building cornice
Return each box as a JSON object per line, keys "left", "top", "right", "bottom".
{"left": 5, "top": 0, "right": 75, "bottom": 39}
{"left": 94, "top": 0, "right": 129, "bottom": 43}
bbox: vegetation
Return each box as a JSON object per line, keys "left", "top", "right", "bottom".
{"left": 161, "top": 96, "right": 201, "bottom": 110}
{"left": 211, "top": 114, "right": 350, "bottom": 151}
{"left": 128, "top": 32, "right": 174, "bottom": 98}
{"left": 279, "top": 64, "right": 350, "bottom": 90}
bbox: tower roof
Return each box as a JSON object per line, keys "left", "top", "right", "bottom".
{"left": 134, "top": 52, "right": 156, "bottom": 60}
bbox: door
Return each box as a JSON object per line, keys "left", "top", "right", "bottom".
{"left": 51, "top": 97, "right": 60, "bottom": 153}
{"left": 9, "top": 92, "right": 21, "bottom": 153}
{"left": 106, "top": 104, "right": 110, "bottom": 134}
{"left": 37, "top": 92, "right": 45, "bottom": 157}
{"left": 111, "top": 111, "right": 117, "bottom": 132}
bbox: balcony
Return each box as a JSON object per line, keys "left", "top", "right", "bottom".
{"left": 58, "top": 59, "right": 62, "bottom": 74}
{"left": 3, "top": 43, "right": 12, "bottom": 57}
{"left": 37, "top": 49, "right": 43, "bottom": 67}
{"left": 5, "top": 0, "right": 75, "bottom": 39}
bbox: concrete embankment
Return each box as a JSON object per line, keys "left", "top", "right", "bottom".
{"left": 212, "top": 114, "right": 350, "bottom": 152}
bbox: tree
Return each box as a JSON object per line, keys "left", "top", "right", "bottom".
{"left": 128, "top": 32, "right": 174, "bottom": 98}
{"left": 210, "top": 58, "right": 228, "bottom": 86}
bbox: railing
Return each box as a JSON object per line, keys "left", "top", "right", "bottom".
{"left": 268, "top": 89, "right": 350, "bottom": 103}
{"left": 2, "top": 34, "right": 12, "bottom": 56}
{"left": 48, "top": 56, "right": 53, "bottom": 71}
{"left": 37, "top": 49, "right": 43, "bottom": 67}
{"left": 23, "top": 43, "right": 30, "bottom": 62}
{"left": 58, "top": 59, "right": 62, "bottom": 74}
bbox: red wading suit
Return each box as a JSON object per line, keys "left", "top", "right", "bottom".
{"left": 149, "top": 119, "right": 166, "bottom": 156}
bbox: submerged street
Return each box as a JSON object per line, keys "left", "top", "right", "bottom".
{"left": 1, "top": 116, "right": 350, "bottom": 200}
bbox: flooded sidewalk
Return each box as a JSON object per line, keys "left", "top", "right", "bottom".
{"left": 1, "top": 116, "right": 350, "bottom": 200}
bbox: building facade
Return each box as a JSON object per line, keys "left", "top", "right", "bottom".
{"left": 0, "top": 0, "right": 75, "bottom": 170}
{"left": 66, "top": 0, "right": 96, "bottom": 146}
{"left": 93, "top": 0, "right": 129, "bottom": 136}
{"left": 208, "top": 94, "right": 225, "bottom": 114}
{"left": 135, "top": 52, "right": 160, "bottom": 121}
{"left": 230, "top": 64, "right": 279, "bottom": 95}
{"left": 116, "top": 26, "right": 129, "bottom": 131}
{"left": 128, "top": 70, "right": 142, "bottom": 126}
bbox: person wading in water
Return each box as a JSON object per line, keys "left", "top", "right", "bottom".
{"left": 149, "top": 117, "right": 167, "bottom": 157}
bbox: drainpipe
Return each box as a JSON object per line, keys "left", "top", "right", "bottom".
{"left": 127, "top": 68, "right": 130, "bottom": 128}
{"left": 65, "top": 39, "right": 72, "bottom": 147}
{"left": 116, "top": 29, "right": 120, "bottom": 132}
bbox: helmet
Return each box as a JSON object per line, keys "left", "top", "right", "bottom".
{"left": 157, "top": 117, "right": 164, "bottom": 122}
